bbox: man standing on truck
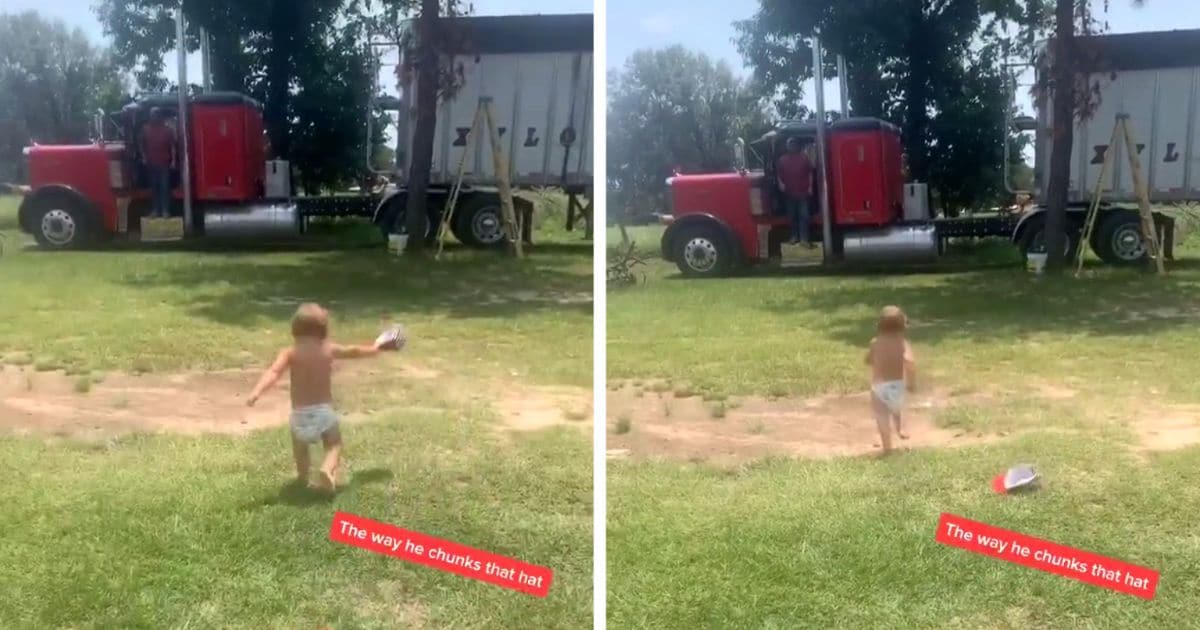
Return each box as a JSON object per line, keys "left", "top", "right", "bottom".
{"left": 776, "top": 136, "right": 815, "bottom": 246}
{"left": 140, "top": 108, "right": 177, "bottom": 219}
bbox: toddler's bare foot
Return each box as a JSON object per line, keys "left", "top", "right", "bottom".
{"left": 897, "top": 430, "right": 910, "bottom": 440}
{"left": 319, "top": 466, "right": 337, "bottom": 492}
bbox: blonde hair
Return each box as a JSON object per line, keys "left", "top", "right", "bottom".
{"left": 878, "top": 305, "right": 907, "bottom": 334}
{"left": 292, "top": 303, "right": 329, "bottom": 339}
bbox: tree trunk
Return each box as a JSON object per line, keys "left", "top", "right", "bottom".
{"left": 208, "top": 28, "right": 247, "bottom": 93}
{"left": 902, "top": 7, "right": 930, "bottom": 186}
{"left": 1044, "top": 0, "right": 1075, "bottom": 271}
{"left": 265, "top": 0, "right": 293, "bottom": 159}
{"left": 404, "top": 0, "right": 440, "bottom": 256}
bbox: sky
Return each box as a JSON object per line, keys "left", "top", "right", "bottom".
{"left": 606, "top": 0, "right": 1200, "bottom": 116}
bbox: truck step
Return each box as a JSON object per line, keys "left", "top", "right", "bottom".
{"left": 140, "top": 217, "right": 184, "bottom": 242}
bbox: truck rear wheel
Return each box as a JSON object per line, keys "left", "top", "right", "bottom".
{"left": 672, "top": 224, "right": 732, "bottom": 278}
{"left": 377, "top": 195, "right": 435, "bottom": 242}
{"left": 1092, "top": 211, "right": 1148, "bottom": 265}
{"left": 30, "top": 195, "right": 94, "bottom": 250}
{"left": 1019, "top": 216, "right": 1079, "bottom": 262}
{"left": 452, "top": 196, "right": 506, "bottom": 248}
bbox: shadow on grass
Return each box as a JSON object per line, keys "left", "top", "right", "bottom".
{"left": 248, "top": 467, "right": 395, "bottom": 508}
{"left": 94, "top": 242, "right": 592, "bottom": 327}
{"left": 648, "top": 240, "right": 1200, "bottom": 345}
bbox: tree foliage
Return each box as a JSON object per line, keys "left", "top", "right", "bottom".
{"left": 96, "top": 0, "right": 382, "bottom": 192}
{"left": 0, "top": 12, "right": 128, "bottom": 182}
{"left": 736, "top": 0, "right": 1044, "bottom": 214}
{"left": 607, "top": 47, "right": 771, "bottom": 219}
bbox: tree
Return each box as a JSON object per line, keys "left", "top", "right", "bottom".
{"left": 0, "top": 12, "right": 128, "bottom": 182}
{"left": 607, "top": 47, "right": 770, "bottom": 220}
{"left": 1042, "top": 0, "right": 1076, "bottom": 270}
{"left": 97, "top": 0, "right": 377, "bottom": 192}
{"left": 402, "top": 0, "right": 440, "bottom": 255}
{"left": 1038, "top": 0, "right": 1145, "bottom": 272}
{"left": 735, "top": 0, "right": 1035, "bottom": 214}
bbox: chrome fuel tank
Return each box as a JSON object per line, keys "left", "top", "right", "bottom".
{"left": 841, "top": 224, "right": 940, "bottom": 263}
{"left": 203, "top": 203, "right": 300, "bottom": 239}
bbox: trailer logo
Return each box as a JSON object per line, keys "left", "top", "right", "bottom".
{"left": 1090, "top": 143, "right": 1146, "bottom": 164}
{"left": 453, "top": 126, "right": 507, "bottom": 146}
{"left": 559, "top": 126, "right": 577, "bottom": 147}
{"left": 1089, "top": 142, "right": 1182, "bottom": 164}
{"left": 524, "top": 127, "right": 540, "bottom": 147}
{"left": 1164, "top": 142, "right": 1181, "bottom": 163}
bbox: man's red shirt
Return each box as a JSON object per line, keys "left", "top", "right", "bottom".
{"left": 776, "top": 151, "right": 813, "bottom": 197}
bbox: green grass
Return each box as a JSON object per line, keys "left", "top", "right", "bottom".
{"left": 1, "top": 197, "right": 591, "bottom": 386}
{"left": 607, "top": 228, "right": 1200, "bottom": 628}
{"left": 610, "top": 435, "right": 1200, "bottom": 629}
{"left": 0, "top": 196, "right": 592, "bottom": 628}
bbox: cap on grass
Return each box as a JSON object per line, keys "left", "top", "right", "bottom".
{"left": 992, "top": 464, "right": 1039, "bottom": 494}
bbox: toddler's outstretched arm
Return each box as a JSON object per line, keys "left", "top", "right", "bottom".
{"left": 904, "top": 340, "right": 917, "bottom": 391}
{"left": 332, "top": 341, "right": 383, "bottom": 359}
{"left": 248, "top": 348, "right": 291, "bottom": 406}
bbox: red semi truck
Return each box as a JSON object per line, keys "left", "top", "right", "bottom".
{"left": 661, "top": 29, "right": 1192, "bottom": 277}
{"left": 15, "top": 12, "right": 593, "bottom": 250}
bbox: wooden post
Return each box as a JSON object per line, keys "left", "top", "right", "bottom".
{"left": 1075, "top": 119, "right": 1120, "bottom": 276}
{"left": 482, "top": 98, "right": 523, "bottom": 258}
{"left": 1117, "top": 115, "right": 1165, "bottom": 274}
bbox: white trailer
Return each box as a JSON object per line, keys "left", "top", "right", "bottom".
{"left": 372, "top": 14, "right": 593, "bottom": 247}
{"left": 1010, "top": 29, "right": 1193, "bottom": 264}
{"left": 1035, "top": 29, "right": 1200, "bottom": 204}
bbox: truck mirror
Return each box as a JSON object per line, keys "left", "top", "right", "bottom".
{"left": 733, "top": 139, "right": 747, "bottom": 171}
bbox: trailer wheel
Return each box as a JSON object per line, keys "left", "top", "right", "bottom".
{"left": 453, "top": 196, "right": 506, "bottom": 248}
{"left": 1019, "top": 216, "right": 1078, "bottom": 261}
{"left": 30, "top": 195, "right": 94, "bottom": 250}
{"left": 376, "top": 195, "right": 435, "bottom": 242}
{"left": 1092, "top": 211, "right": 1147, "bottom": 265}
{"left": 672, "top": 224, "right": 731, "bottom": 278}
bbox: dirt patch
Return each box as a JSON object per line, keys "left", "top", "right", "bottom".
{"left": 0, "top": 359, "right": 589, "bottom": 440}
{"left": 493, "top": 385, "right": 592, "bottom": 434}
{"left": 606, "top": 385, "right": 997, "bottom": 463}
{"left": 1134, "top": 404, "right": 1200, "bottom": 452}
{"left": 608, "top": 382, "right": 1200, "bottom": 463}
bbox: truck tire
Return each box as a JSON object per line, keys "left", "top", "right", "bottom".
{"left": 376, "top": 195, "right": 435, "bottom": 242}
{"left": 1018, "top": 215, "right": 1079, "bottom": 262}
{"left": 452, "top": 195, "right": 506, "bottom": 248}
{"left": 1092, "top": 210, "right": 1148, "bottom": 265}
{"left": 29, "top": 194, "right": 95, "bottom": 250}
{"left": 672, "top": 223, "right": 732, "bottom": 278}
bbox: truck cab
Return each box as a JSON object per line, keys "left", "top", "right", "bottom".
{"left": 19, "top": 92, "right": 273, "bottom": 249}
{"left": 662, "top": 118, "right": 911, "bottom": 276}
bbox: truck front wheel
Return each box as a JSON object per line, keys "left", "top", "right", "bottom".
{"left": 1092, "top": 211, "right": 1148, "bottom": 265}
{"left": 30, "top": 196, "right": 94, "bottom": 250}
{"left": 672, "top": 224, "right": 732, "bottom": 277}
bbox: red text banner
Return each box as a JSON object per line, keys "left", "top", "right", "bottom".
{"left": 329, "top": 511, "right": 553, "bottom": 597}
{"left": 935, "top": 513, "right": 1158, "bottom": 600}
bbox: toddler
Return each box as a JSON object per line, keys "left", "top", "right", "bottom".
{"left": 864, "top": 305, "right": 916, "bottom": 454}
{"left": 247, "top": 303, "right": 391, "bottom": 490}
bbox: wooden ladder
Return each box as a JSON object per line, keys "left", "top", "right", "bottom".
{"left": 1076, "top": 114, "right": 1165, "bottom": 276}
{"left": 436, "top": 97, "right": 523, "bottom": 260}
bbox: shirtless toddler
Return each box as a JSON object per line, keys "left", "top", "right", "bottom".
{"left": 247, "top": 303, "right": 391, "bottom": 490}
{"left": 865, "top": 305, "right": 916, "bottom": 455}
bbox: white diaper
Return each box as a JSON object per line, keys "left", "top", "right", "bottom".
{"left": 871, "top": 380, "right": 906, "bottom": 414}
{"left": 290, "top": 404, "right": 338, "bottom": 443}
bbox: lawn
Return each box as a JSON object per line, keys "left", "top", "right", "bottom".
{"left": 0, "top": 195, "right": 593, "bottom": 629}
{"left": 607, "top": 224, "right": 1200, "bottom": 628}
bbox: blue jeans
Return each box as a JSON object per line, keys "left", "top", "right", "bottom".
{"left": 148, "top": 165, "right": 171, "bottom": 218}
{"left": 785, "top": 195, "right": 811, "bottom": 242}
